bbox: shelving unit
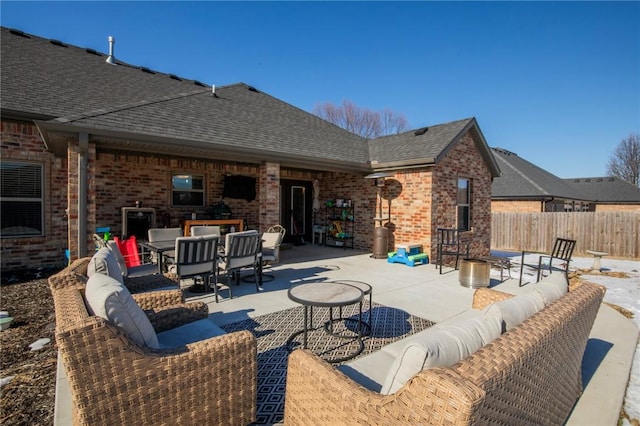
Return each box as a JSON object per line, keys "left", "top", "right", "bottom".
{"left": 325, "top": 204, "right": 355, "bottom": 249}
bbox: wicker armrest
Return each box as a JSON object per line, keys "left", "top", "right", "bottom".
{"left": 131, "top": 289, "right": 185, "bottom": 310}
{"left": 284, "top": 349, "right": 483, "bottom": 425}
{"left": 58, "top": 320, "right": 257, "bottom": 426}
{"left": 48, "top": 272, "right": 87, "bottom": 291}
{"left": 146, "top": 301, "right": 209, "bottom": 333}
{"left": 472, "top": 287, "right": 514, "bottom": 309}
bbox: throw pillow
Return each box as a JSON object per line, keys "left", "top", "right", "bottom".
{"left": 87, "top": 247, "right": 125, "bottom": 285}
{"left": 380, "top": 312, "right": 502, "bottom": 395}
{"left": 85, "top": 273, "right": 159, "bottom": 349}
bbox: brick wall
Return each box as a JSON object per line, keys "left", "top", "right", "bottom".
{"left": 595, "top": 204, "right": 640, "bottom": 212}
{"left": 432, "top": 132, "right": 493, "bottom": 263}
{"left": 492, "top": 200, "right": 542, "bottom": 213}
{"left": 1, "top": 120, "right": 69, "bottom": 270}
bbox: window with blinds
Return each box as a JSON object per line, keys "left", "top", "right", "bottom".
{"left": 1, "top": 161, "right": 44, "bottom": 237}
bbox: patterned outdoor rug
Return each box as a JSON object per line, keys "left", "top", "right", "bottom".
{"left": 221, "top": 303, "right": 435, "bottom": 425}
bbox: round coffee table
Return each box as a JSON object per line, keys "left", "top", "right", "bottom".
{"left": 286, "top": 281, "right": 364, "bottom": 363}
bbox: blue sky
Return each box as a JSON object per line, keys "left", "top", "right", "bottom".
{"left": 2, "top": 1, "right": 639, "bottom": 178}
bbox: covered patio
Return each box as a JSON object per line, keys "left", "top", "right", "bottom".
{"left": 53, "top": 244, "right": 637, "bottom": 425}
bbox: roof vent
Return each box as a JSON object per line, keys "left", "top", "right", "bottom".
{"left": 247, "top": 86, "right": 258, "bottom": 93}
{"left": 169, "top": 74, "right": 182, "bottom": 81}
{"left": 193, "top": 80, "right": 206, "bottom": 87}
{"left": 414, "top": 127, "right": 429, "bottom": 136}
{"left": 140, "top": 66, "right": 155, "bottom": 74}
{"left": 50, "top": 39, "right": 67, "bottom": 47}
{"left": 212, "top": 84, "right": 218, "bottom": 98}
{"left": 106, "top": 36, "right": 116, "bottom": 65}
{"left": 85, "top": 48, "right": 101, "bottom": 56}
{"left": 8, "top": 28, "right": 30, "bottom": 38}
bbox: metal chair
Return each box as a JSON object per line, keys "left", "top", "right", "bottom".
{"left": 174, "top": 235, "right": 220, "bottom": 296}
{"left": 217, "top": 231, "right": 263, "bottom": 293}
{"left": 435, "top": 228, "right": 469, "bottom": 274}
{"left": 190, "top": 225, "right": 221, "bottom": 237}
{"left": 519, "top": 238, "right": 577, "bottom": 286}
{"left": 148, "top": 227, "right": 183, "bottom": 269}
{"left": 256, "top": 225, "right": 286, "bottom": 282}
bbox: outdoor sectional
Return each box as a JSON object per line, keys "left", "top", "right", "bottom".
{"left": 284, "top": 275, "right": 605, "bottom": 425}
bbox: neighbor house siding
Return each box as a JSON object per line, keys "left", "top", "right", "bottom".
{"left": 1, "top": 120, "right": 68, "bottom": 270}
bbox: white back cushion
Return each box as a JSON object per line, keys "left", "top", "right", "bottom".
{"left": 85, "top": 273, "right": 159, "bottom": 349}
{"left": 380, "top": 310, "right": 502, "bottom": 395}
{"left": 532, "top": 273, "right": 568, "bottom": 306}
{"left": 87, "top": 247, "right": 125, "bottom": 284}
{"left": 106, "top": 241, "right": 128, "bottom": 277}
{"left": 484, "top": 291, "right": 546, "bottom": 332}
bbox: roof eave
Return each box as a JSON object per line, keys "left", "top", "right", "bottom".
{"left": 34, "top": 120, "right": 370, "bottom": 173}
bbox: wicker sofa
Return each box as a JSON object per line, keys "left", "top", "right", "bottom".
{"left": 50, "top": 261, "right": 258, "bottom": 425}
{"left": 284, "top": 278, "right": 605, "bottom": 425}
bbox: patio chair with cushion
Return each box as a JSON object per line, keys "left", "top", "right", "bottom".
{"left": 217, "top": 230, "right": 263, "bottom": 292}
{"left": 435, "top": 228, "right": 469, "bottom": 274}
{"left": 173, "top": 235, "right": 220, "bottom": 296}
{"left": 147, "top": 227, "right": 183, "bottom": 269}
{"left": 519, "top": 237, "right": 577, "bottom": 286}
{"left": 190, "top": 225, "right": 221, "bottom": 237}
{"left": 244, "top": 225, "right": 286, "bottom": 283}
{"left": 53, "top": 273, "right": 257, "bottom": 426}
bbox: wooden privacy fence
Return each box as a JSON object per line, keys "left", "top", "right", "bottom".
{"left": 491, "top": 212, "right": 640, "bottom": 259}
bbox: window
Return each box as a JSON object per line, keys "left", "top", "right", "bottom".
{"left": 1, "top": 161, "right": 44, "bottom": 237}
{"left": 456, "top": 178, "right": 471, "bottom": 231}
{"left": 172, "top": 174, "right": 204, "bottom": 207}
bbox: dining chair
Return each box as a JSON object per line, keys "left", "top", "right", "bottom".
{"left": 217, "top": 230, "right": 263, "bottom": 294}
{"left": 190, "top": 225, "right": 221, "bottom": 237}
{"left": 147, "top": 227, "right": 183, "bottom": 269}
{"left": 261, "top": 225, "right": 286, "bottom": 279}
{"left": 519, "top": 238, "right": 577, "bottom": 286}
{"left": 174, "top": 235, "right": 220, "bottom": 296}
{"left": 435, "top": 228, "right": 469, "bottom": 274}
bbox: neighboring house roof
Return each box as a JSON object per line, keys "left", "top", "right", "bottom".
{"left": 564, "top": 177, "right": 640, "bottom": 204}
{"left": 491, "top": 148, "right": 588, "bottom": 200}
{"left": 368, "top": 117, "right": 501, "bottom": 177}
{"left": 1, "top": 26, "right": 499, "bottom": 175}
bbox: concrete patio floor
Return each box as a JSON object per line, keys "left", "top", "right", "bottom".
{"left": 55, "top": 243, "right": 638, "bottom": 425}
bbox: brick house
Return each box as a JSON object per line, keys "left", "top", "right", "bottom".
{"left": 491, "top": 148, "right": 640, "bottom": 212}
{"left": 491, "top": 148, "right": 590, "bottom": 212}
{"left": 1, "top": 27, "right": 501, "bottom": 271}
{"left": 563, "top": 177, "right": 640, "bottom": 212}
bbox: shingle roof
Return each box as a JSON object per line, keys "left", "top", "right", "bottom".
{"left": 491, "top": 148, "right": 588, "bottom": 200}
{"left": 368, "top": 117, "right": 500, "bottom": 177}
{"left": 1, "top": 26, "right": 498, "bottom": 175}
{"left": 564, "top": 177, "right": 640, "bottom": 203}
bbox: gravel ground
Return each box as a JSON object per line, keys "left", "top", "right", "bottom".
{"left": 1, "top": 268, "right": 60, "bottom": 426}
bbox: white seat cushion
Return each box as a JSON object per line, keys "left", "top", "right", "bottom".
{"left": 379, "top": 309, "right": 502, "bottom": 395}
{"left": 85, "top": 273, "right": 159, "bottom": 349}
{"left": 156, "top": 319, "right": 226, "bottom": 349}
{"left": 87, "top": 247, "right": 125, "bottom": 285}
{"left": 484, "top": 291, "right": 546, "bottom": 332}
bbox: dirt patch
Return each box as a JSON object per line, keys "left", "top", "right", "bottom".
{"left": 1, "top": 270, "right": 60, "bottom": 426}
